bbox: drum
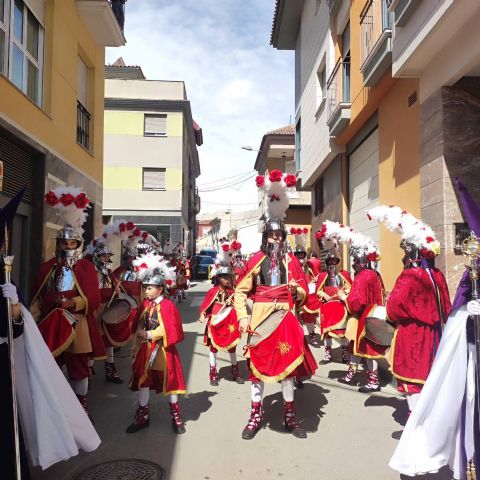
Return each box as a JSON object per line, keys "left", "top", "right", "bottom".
{"left": 209, "top": 305, "right": 240, "bottom": 351}
{"left": 101, "top": 294, "right": 137, "bottom": 346}
{"left": 364, "top": 305, "right": 395, "bottom": 346}
{"left": 320, "top": 300, "right": 348, "bottom": 334}
{"left": 37, "top": 308, "right": 77, "bottom": 357}
{"left": 247, "top": 310, "right": 304, "bottom": 383}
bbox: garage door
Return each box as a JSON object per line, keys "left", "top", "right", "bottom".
{"left": 348, "top": 129, "right": 379, "bottom": 248}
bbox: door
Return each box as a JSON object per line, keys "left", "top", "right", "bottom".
{"left": 348, "top": 128, "right": 380, "bottom": 251}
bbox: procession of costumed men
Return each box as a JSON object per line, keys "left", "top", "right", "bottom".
{"left": 3, "top": 175, "right": 478, "bottom": 480}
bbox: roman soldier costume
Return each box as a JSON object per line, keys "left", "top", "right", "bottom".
{"left": 230, "top": 241, "right": 246, "bottom": 284}
{"left": 31, "top": 187, "right": 105, "bottom": 416}
{"left": 320, "top": 222, "right": 385, "bottom": 392}
{"left": 368, "top": 206, "right": 451, "bottom": 407}
{"left": 127, "top": 252, "right": 186, "bottom": 434}
{"left": 291, "top": 227, "right": 321, "bottom": 348}
{"left": 234, "top": 171, "right": 317, "bottom": 440}
{"left": 199, "top": 242, "right": 243, "bottom": 385}
{"left": 314, "top": 223, "right": 352, "bottom": 364}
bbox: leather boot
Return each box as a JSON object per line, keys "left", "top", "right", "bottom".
{"left": 126, "top": 404, "right": 150, "bottom": 433}
{"left": 358, "top": 370, "right": 380, "bottom": 393}
{"left": 341, "top": 345, "right": 350, "bottom": 364}
{"left": 338, "top": 363, "right": 358, "bottom": 385}
{"left": 309, "top": 332, "right": 321, "bottom": 348}
{"left": 231, "top": 364, "right": 244, "bottom": 384}
{"left": 209, "top": 365, "right": 219, "bottom": 386}
{"left": 241, "top": 401, "right": 263, "bottom": 440}
{"left": 320, "top": 345, "right": 332, "bottom": 364}
{"left": 169, "top": 402, "right": 186, "bottom": 434}
{"left": 284, "top": 401, "right": 307, "bottom": 438}
{"left": 105, "top": 362, "right": 124, "bottom": 384}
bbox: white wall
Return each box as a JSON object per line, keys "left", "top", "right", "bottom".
{"left": 297, "top": 0, "right": 342, "bottom": 188}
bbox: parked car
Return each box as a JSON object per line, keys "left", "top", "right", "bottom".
{"left": 199, "top": 248, "right": 217, "bottom": 259}
{"left": 193, "top": 255, "right": 215, "bottom": 279}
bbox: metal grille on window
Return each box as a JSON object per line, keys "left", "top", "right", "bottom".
{"left": 144, "top": 115, "right": 167, "bottom": 136}
{"left": 143, "top": 168, "right": 166, "bottom": 190}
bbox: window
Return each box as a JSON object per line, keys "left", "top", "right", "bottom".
{"left": 342, "top": 22, "right": 351, "bottom": 103}
{"left": 144, "top": 114, "right": 167, "bottom": 137}
{"left": 315, "top": 64, "right": 326, "bottom": 111}
{"left": 77, "top": 56, "right": 88, "bottom": 108}
{"left": 6, "top": 0, "right": 45, "bottom": 105}
{"left": 295, "top": 119, "right": 301, "bottom": 172}
{"left": 314, "top": 177, "right": 324, "bottom": 216}
{"left": 0, "top": 0, "right": 6, "bottom": 74}
{"left": 143, "top": 168, "right": 166, "bottom": 191}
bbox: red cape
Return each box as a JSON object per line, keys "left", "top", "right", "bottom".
{"left": 130, "top": 298, "right": 186, "bottom": 395}
{"left": 199, "top": 286, "right": 234, "bottom": 317}
{"left": 387, "top": 267, "right": 451, "bottom": 384}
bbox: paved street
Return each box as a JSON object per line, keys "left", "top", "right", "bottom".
{"left": 31, "top": 282, "right": 452, "bottom": 480}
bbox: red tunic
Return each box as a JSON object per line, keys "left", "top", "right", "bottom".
{"left": 32, "top": 257, "right": 105, "bottom": 359}
{"left": 234, "top": 251, "right": 317, "bottom": 382}
{"left": 316, "top": 270, "right": 352, "bottom": 337}
{"left": 130, "top": 298, "right": 186, "bottom": 395}
{"left": 200, "top": 286, "right": 239, "bottom": 351}
{"left": 346, "top": 268, "right": 386, "bottom": 359}
{"left": 387, "top": 267, "right": 451, "bottom": 391}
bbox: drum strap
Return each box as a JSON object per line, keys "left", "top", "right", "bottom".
{"left": 425, "top": 268, "right": 445, "bottom": 356}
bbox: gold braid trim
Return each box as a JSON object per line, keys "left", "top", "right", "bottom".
{"left": 352, "top": 305, "right": 387, "bottom": 360}
{"left": 208, "top": 330, "right": 240, "bottom": 352}
{"left": 51, "top": 329, "right": 75, "bottom": 358}
{"left": 250, "top": 353, "right": 304, "bottom": 384}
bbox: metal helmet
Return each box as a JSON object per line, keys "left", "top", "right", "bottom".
{"left": 261, "top": 217, "right": 287, "bottom": 252}
{"left": 55, "top": 224, "right": 82, "bottom": 261}
{"left": 141, "top": 267, "right": 165, "bottom": 287}
{"left": 214, "top": 265, "right": 234, "bottom": 277}
{"left": 324, "top": 249, "right": 340, "bottom": 272}
{"left": 400, "top": 240, "right": 421, "bottom": 269}
{"left": 350, "top": 246, "right": 369, "bottom": 272}
{"left": 93, "top": 243, "right": 113, "bottom": 271}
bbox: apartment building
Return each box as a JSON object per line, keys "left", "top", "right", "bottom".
{"left": 0, "top": 0, "right": 125, "bottom": 296}
{"left": 103, "top": 64, "right": 202, "bottom": 254}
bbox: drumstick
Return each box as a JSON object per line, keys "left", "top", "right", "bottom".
{"left": 106, "top": 278, "right": 122, "bottom": 308}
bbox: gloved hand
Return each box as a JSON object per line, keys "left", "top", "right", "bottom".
{"left": 1, "top": 283, "right": 19, "bottom": 305}
{"left": 467, "top": 300, "right": 480, "bottom": 316}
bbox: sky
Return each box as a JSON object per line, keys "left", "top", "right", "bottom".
{"left": 106, "top": 0, "right": 294, "bottom": 215}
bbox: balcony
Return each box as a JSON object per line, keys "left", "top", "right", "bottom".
{"left": 76, "top": 0, "right": 126, "bottom": 47}
{"left": 326, "top": 59, "right": 351, "bottom": 136}
{"left": 387, "top": 0, "right": 419, "bottom": 27}
{"left": 360, "top": 0, "right": 392, "bottom": 86}
{"left": 77, "top": 101, "right": 91, "bottom": 150}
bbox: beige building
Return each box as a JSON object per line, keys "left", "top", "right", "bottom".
{"left": 103, "top": 62, "right": 202, "bottom": 254}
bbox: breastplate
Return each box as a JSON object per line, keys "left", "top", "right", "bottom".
{"left": 121, "top": 269, "right": 138, "bottom": 282}
{"left": 258, "top": 257, "right": 287, "bottom": 286}
{"left": 326, "top": 273, "right": 343, "bottom": 288}
{"left": 147, "top": 308, "right": 160, "bottom": 330}
{"left": 54, "top": 267, "right": 75, "bottom": 292}
{"left": 98, "top": 272, "right": 112, "bottom": 289}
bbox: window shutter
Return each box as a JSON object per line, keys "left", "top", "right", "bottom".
{"left": 143, "top": 168, "right": 166, "bottom": 190}
{"left": 144, "top": 115, "right": 167, "bottom": 136}
{"left": 24, "top": 0, "right": 45, "bottom": 25}
{"left": 77, "top": 56, "right": 88, "bottom": 108}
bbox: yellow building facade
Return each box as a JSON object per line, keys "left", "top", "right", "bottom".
{"left": 0, "top": 0, "right": 124, "bottom": 296}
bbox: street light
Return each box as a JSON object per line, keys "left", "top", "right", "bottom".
{"left": 241, "top": 146, "right": 261, "bottom": 152}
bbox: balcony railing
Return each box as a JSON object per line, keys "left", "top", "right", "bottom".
{"left": 109, "top": 0, "right": 125, "bottom": 32}
{"left": 77, "top": 101, "right": 91, "bottom": 150}
{"left": 360, "top": 0, "right": 392, "bottom": 67}
{"left": 327, "top": 59, "right": 351, "bottom": 121}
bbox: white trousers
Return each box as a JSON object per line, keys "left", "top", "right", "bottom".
{"left": 251, "top": 378, "right": 295, "bottom": 403}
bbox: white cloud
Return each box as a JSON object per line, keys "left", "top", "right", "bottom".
{"left": 106, "top": 0, "right": 294, "bottom": 213}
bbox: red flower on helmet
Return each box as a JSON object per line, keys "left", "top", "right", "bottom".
{"left": 45, "top": 191, "right": 59, "bottom": 206}
{"left": 133, "top": 228, "right": 141, "bottom": 237}
{"left": 166, "top": 279, "right": 173, "bottom": 286}
{"left": 367, "top": 213, "right": 372, "bottom": 221}
{"left": 74, "top": 193, "right": 90, "bottom": 209}
{"left": 126, "top": 221, "right": 135, "bottom": 230}
{"left": 269, "top": 170, "right": 283, "bottom": 182}
{"left": 102, "top": 233, "right": 108, "bottom": 238}
{"left": 142, "top": 231, "right": 149, "bottom": 240}
{"left": 367, "top": 252, "right": 378, "bottom": 262}
{"left": 60, "top": 193, "right": 75, "bottom": 206}
{"left": 302, "top": 228, "right": 308, "bottom": 234}
{"left": 402, "top": 210, "right": 408, "bottom": 215}
{"left": 221, "top": 244, "right": 230, "bottom": 252}
{"left": 315, "top": 224, "right": 327, "bottom": 239}
{"left": 284, "top": 174, "right": 297, "bottom": 187}
{"left": 290, "top": 227, "right": 297, "bottom": 234}
{"left": 119, "top": 223, "right": 126, "bottom": 232}
{"left": 426, "top": 236, "right": 435, "bottom": 243}
{"left": 255, "top": 175, "right": 265, "bottom": 188}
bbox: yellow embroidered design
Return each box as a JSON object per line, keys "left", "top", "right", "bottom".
{"left": 228, "top": 323, "right": 236, "bottom": 333}
{"left": 277, "top": 341, "right": 291, "bottom": 355}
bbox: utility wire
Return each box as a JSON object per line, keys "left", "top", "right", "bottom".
{"left": 198, "top": 173, "right": 256, "bottom": 192}
{"left": 197, "top": 170, "right": 256, "bottom": 187}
